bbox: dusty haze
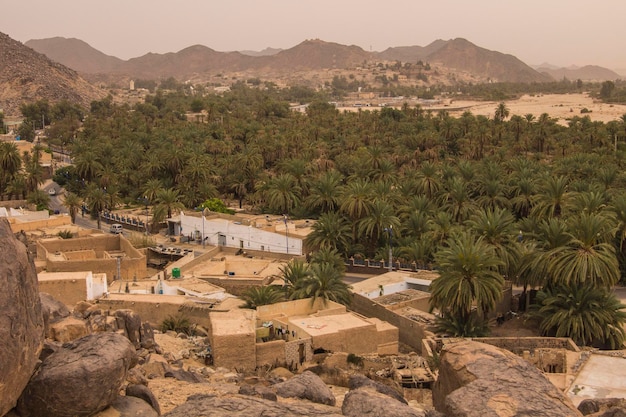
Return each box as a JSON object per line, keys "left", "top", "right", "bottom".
{"left": 1, "top": 0, "right": 626, "bottom": 71}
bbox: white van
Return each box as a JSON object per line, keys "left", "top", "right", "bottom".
{"left": 110, "top": 224, "right": 123, "bottom": 234}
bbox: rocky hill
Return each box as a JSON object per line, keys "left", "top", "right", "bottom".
{"left": 423, "top": 38, "right": 551, "bottom": 83}
{"left": 536, "top": 64, "right": 623, "bottom": 82}
{"left": 26, "top": 36, "right": 553, "bottom": 85}
{"left": 0, "top": 32, "right": 106, "bottom": 116}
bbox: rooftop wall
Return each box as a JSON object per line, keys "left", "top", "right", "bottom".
{"left": 257, "top": 298, "right": 344, "bottom": 320}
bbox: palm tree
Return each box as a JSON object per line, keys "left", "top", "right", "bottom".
{"left": 263, "top": 173, "right": 301, "bottom": 215}
{"left": 429, "top": 231, "right": 504, "bottom": 325}
{"left": 547, "top": 212, "right": 619, "bottom": 288}
{"left": 532, "top": 284, "right": 626, "bottom": 349}
{"left": 279, "top": 259, "right": 309, "bottom": 298}
{"left": 26, "top": 189, "right": 50, "bottom": 211}
{"left": 293, "top": 262, "right": 351, "bottom": 306}
{"left": 305, "top": 170, "right": 344, "bottom": 215}
{"left": 63, "top": 192, "right": 83, "bottom": 224}
{"left": 494, "top": 102, "right": 510, "bottom": 123}
{"left": 305, "top": 212, "right": 352, "bottom": 256}
{"left": 153, "top": 188, "right": 185, "bottom": 224}
{"left": 85, "top": 185, "right": 107, "bottom": 229}
{"left": 241, "top": 286, "right": 284, "bottom": 309}
{"left": 532, "top": 175, "right": 570, "bottom": 218}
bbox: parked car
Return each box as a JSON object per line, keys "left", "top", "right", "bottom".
{"left": 109, "top": 224, "right": 123, "bottom": 234}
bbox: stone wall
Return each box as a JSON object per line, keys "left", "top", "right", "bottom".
{"left": 285, "top": 338, "right": 312, "bottom": 369}
{"left": 255, "top": 339, "right": 286, "bottom": 367}
{"left": 95, "top": 298, "right": 213, "bottom": 329}
{"left": 38, "top": 278, "right": 87, "bottom": 307}
{"left": 211, "top": 332, "right": 256, "bottom": 371}
{"left": 351, "top": 293, "right": 433, "bottom": 353}
{"left": 257, "top": 298, "right": 344, "bottom": 320}
{"left": 9, "top": 214, "right": 71, "bottom": 232}
{"left": 469, "top": 337, "right": 579, "bottom": 353}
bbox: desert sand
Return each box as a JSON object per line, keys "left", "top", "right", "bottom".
{"left": 446, "top": 93, "right": 626, "bottom": 125}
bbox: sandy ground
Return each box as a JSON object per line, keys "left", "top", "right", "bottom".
{"left": 446, "top": 93, "right": 626, "bottom": 124}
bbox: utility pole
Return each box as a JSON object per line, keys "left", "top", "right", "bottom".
{"left": 283, "top": 214, "right": 289, "bottom": 254}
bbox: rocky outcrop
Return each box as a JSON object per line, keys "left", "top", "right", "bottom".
{"left": 116, "top": 309, "right": 143, "bottom": 349}
{"left": 239, "top": 384, "right": 278, "bottom": 401}
{"left": 125, "top": 384, "right": 161, "bottom": 415}
{"left": 348, "top": 374, "right": 407, "bottom": 404}
{"left": 162, "top": 393, "right": 343, "bottom": 417}
{"left": 273, "top": 370, "right": 336, "bottom": 406}
{"left": 93, "top": 396, "right": 159, "bottom": 417}
{"left": 432, "top": 340, "right": 582, "bottom": 417}
{"left": 342, "top": 387, "right": 426, "bottom": 417}
{"left": 17, "top": 332, "right": 137, "bottom": 417}
{"left": 40, "top": 292, "right": 70, "bottom": 329}
{"left": 49, "top": 316, "right": 89, "bottom": 342}
{"left": 0, "top": 219, "right": 44, "bottom": 416}
{"left": 578, "top": 398, "right": 626, "bottom": 416}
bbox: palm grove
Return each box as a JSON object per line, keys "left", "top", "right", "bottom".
{"left": 3, "top": 80, "right": 626, "bottom": 349}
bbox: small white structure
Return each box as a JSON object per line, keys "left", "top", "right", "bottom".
{"left": 179, "top": 212, "right": 303, "bottom": 255}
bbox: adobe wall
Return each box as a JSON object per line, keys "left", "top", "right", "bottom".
{"left": 470, "top": 337, "right": 579, "bottom": 353}
{"left": 384, "top": 297, "right": 430, "bottom": 313}
{"left": 311, "top": 325, "right": 378, "bottom": 354}
{"left": 211, "top": 333, "right": 256, "bottom": 371}
{"left": 95, "top": 299, "right": 213, "bottom": 329}
{"left": 9, "top": 215, "right": 71, "bottom": 232}
{"left": 46, "top": 258, "right": 146, "bottom": 283}
{"left": 351, "top": 293, "right": 432, "bottom": 353}
{"left": 257, "top": 298, "right": 344, "bottom": 319}
{"left": 200, "top": 277, "right": 268, "bottom": 296}
{"left": 255, "top": 340, "right": 286, "bottom": 367}
{"left": 38, "top": 235, "right": 121, "bottom": 254}
{"left": 38, "top": 279, "right": 87, "bottom": 307}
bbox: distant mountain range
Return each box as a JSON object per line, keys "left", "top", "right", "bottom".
{"left": 1, "top": 30, "right": 622, "bottom": 116}
{"left": 25, "top": 36, "right": 602, "bottom": 85}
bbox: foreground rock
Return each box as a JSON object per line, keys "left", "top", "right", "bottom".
{"left": 17, "top": 332, "right": 137, "bottom": 417}
{"left": 578, "top": 398, "right": 626, "bottom": 416}
{"left": 0, "top": 219, "right": 44, "bottom": 416}
{"left": 433, "top": 340, "right": 582, "bottom": 417}
{"left": 163, "top": 393, "right": 343, "bottom": 417}
{"left": 93, "top": 396, "right": 159, "bottom": 417}
{"left": 273, "top": 370, "right": 336, "bottom": 406}
{"left": 342, "top": 387, "right": 426, "bottom": 417}
{"left": 348, "top": 374, "right": 407, "bottom": 404}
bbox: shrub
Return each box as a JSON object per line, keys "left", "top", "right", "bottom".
{"left": 160, "top": 314, "right": 191, "bottom": 334}
{"left": 57, "top": 230, "right": 73, "bottom": 239}
{"left": 346, "top": 353, "right": 364, "bottom": 368}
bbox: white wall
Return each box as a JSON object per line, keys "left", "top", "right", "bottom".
{"left": 87, "top": 272, "right": 108, "bottom": 300}
{"left": 180, "top": 212, "right": 303, "bottom": 255}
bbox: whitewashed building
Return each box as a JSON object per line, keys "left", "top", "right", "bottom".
{"left": 178, "top": 212, "right": 304, "bottom": 255}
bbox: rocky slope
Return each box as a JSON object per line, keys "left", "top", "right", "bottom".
{"left": 0, "top": 32, "right": 106, "bottom": 116}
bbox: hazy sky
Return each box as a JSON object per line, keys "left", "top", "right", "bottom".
{"left": 2, "top": 0, "right": 625, "bottom": 69}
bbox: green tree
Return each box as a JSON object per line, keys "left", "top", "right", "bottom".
{"left": 241, "top": 286, "right": 284, "bottom": 309}
{"left": 305, "top": 212, "right": 352, "bottom": 256}
{"left": 429, "top": 232, "right": 504, "bottom": 328}
{"left": 293, "top": 262, "right": 351, "bottom": 306}
{"left": 63, "top": 192, "right": 83, "bottom": 224}
{"left": 532, "top": 284, "right": 626, "bottom": 349}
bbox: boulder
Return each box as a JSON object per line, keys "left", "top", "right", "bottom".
{"left": 115, "top": 309, "right": 143, "bottom": 348}
{"left": 348, "top": 374, "right": 407, "bottom": 404}
{"left": 49, "top": 316, "right": 90, "bottom": 342}
{"left": 126, "top": 384, "right": 161, "bottom": 415}
{"left": 578, "top": 398, "right": 626, "bottom": 416}
{"left": 164, "top": 368, "right": 206, "bottom": 383}
{"left": 342, "top": 387, "right": 426, "bottom": 417}
{"left": 40, "top": 292, "right": 70, "bottom": 327}
{"left": 432, "top": 340, "right": 582, "bottom": 417}
{"left": 239, "top": 384, "right": 278, "bottom": 401}
{"left": 0, "top": 219, "right": 45, "bottom": 416}
{"left": 93, "top": 396, "right": 159, "bottom": 417}
{"left": 17, "top": 332, "right": 137, "bottom": 417}
{"left": 140, "top": 322, "right": 157, "bottom": 349}
{"left": 142, "top": 353, "right": 173, "bottom": 378}
{"left": 273, "top": 370, "right": 336, "bottom": 406}
{"left": 162, "top": 393, "right": 343, "bottom": 417}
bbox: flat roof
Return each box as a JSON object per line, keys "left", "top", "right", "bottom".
{"left": 374, "top": 289, "right": 431, "bottom": 306}
{"left": 38, "top": 271, "right": 91, "bottom": 281}
{"left": 210, "top": 308, "right": 256, "bottom": 336}
{"left": 351, "top": 270, "right": 439, "bottom": 294}
{"left": 289, "top": 313, "right": 373, "bottom": 337}
{"left": 567, "top": 354, "right": 626, "bottom": 406}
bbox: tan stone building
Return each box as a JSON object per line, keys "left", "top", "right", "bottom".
{"left": 38, "top": 271, "right": 108, "bottom": 307}
{"left": 207, "top": 298, "right": 399, "bottom": 371}
{"left": 36, "top": 234, "right": 146, "bottom": 283}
